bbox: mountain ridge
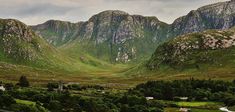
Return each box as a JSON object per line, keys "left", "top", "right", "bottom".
{"left": 33, "top": 10, "right": 169, "bottom": 63}
{"left": 32, "top": 0, "right": 235, "bottom": 63}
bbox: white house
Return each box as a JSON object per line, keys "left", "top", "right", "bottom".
{"left": 0, "top": 85, "right": 5, "bottom": 91}
{"left": 146, "top": 97, "right": 154, "bottom": 100}
{"left": 179, "top": 97, "right": 188, "bottom": 101}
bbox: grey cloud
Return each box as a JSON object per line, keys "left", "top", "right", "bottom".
{"left": 0, "top": 3, "right": 77, "bottom": 17}
{"left": 0, "top": 0, "right": 229, "bottom": 25}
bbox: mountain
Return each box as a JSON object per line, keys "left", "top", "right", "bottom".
{"left": 147, "top": 27, "right": 235, "bottom": 72}
{"left": 32, "top": 10, "right": 169, "bottom": 63}
{"left": 0, "top": 19, "right": 115, "bottom": 75}
{"left": 169, "top": 0, "right": 235, "bottom": 37}
{"left": 32, "top": 1, "right": 235, "bottom": 63}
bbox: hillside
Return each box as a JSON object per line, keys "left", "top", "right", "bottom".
{"left": 0, "top": 19, "right": 121, "bottom": 77}
{"left": 133, "top": 27, "right": 235, "bottom": 80}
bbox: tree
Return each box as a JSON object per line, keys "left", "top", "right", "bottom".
{"left": 18, "top": 76, "right": 30, "bottom": 87}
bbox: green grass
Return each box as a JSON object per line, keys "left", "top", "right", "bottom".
{"left": 165, "top": 107, "right": 220, "bottom": 112}
{"left": 15, "top": 99, "right": 36, "bottom": 106}
{"left": 176, "top": 101, "right": 220, "bottom": 107}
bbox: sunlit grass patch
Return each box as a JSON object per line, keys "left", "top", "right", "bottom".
{"left": 15, "top": 99, "right": 36, "bottom": 106}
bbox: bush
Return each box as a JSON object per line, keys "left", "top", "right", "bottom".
{"left": 47, "top": 100, "right": 62, "bottom": 112}
{"left": 0, "top": 93, "right": 16, "bottom": 108}
{"left": 18, "top": 76, "right": 30, "bottom": 87}
{"left": 11, "top": 103, "right": 46, "bottom": 112}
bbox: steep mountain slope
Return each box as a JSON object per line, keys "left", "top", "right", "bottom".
{"left": 33, "top": 10, "right": 169, "bottom": 63}
{"left": 0, "top": 19, "right": 40, "bottom": 63}
{"left": 0, "top": 19, "right": 116, "bottom": 75}
{"left": 147, "top": 27, "right": 235, "bottom": 72}
{"left": 169, "top": 0, "right": 235, "bottom": 37}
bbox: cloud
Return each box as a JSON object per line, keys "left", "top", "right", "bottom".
{"left": 0, "top": 0, "right": 229, "bottom": 25}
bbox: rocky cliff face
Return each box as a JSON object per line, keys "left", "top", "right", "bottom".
{"left": 170, "top": 0, "right": 235, "bottom": 37}
{"left": 31, "top": 20, "right": 83, "bottom": 46}
{"left": 147, "top": 27, "right": 235, "bottom": 70}
{"left": 0, "top": 19, "right": 41, "bottom": 62}
{"left": 33, "top": 10, "right": 169, "bottom": 63}
{"left": 78, "top": 10, "right": 169, "bottom": 62}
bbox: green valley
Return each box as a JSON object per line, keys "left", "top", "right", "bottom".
{"left": 0, "top": 0, "right": 235, "bottom": 112}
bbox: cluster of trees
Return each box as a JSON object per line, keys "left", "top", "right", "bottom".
{"left": 129, "top": 79, "right": 235, "bottom": 106}
{"left": 0, "top": 89, "right": 46, "bottom": 112}
{"left": 1, "top": 76, "right": 164, "bottom": 112}
{"left": 2, "top": 76, "right": 235, "bottom": 112}
{"left": 6, "top": 88, "right": 163, "bottom": 112}
{"left": 0, "top": 76, "right": 48, "bottom": 112}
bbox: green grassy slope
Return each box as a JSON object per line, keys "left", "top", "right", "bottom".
{"left": 125, "top": 27, "right": 235, "bottom": 81}
{"left": 0, "top": 19, "right": 129, "bottom": 81}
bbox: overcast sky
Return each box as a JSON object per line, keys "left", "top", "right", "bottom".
{"left": 0, "top": 0, "right": 229, "bottom": 25}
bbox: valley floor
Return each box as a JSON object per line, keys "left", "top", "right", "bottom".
{"left": 1, "top": 60, "right": 235, "bottom": 89}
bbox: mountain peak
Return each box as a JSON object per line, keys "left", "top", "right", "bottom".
{"left": 97, "top": 10, "right": 129, "bottom": 16}
{"left": 88, "top": 10, "right": 129, "bottom": 22}
{"left": 170, "top": 0, "right": 235, "bottom": 37}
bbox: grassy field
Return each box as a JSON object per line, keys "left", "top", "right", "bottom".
{"left": 164, "top": 101, "right": 222, "bottom": 112}
{"left": 165, "top": 107, "right": 220, "bottom": 112}
{"left": 1, "top": 59, "right": 235, "bottom": 89}
{"left": 175, "top": 101, "right": 220, "bottom": 107}
{"left": 15, "top": 99, "right": 36, "bottom": 106}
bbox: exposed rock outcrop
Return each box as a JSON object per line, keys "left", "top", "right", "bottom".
{"left": 0, "top": 19, "right": 41, "bottom": 61}
{"left": 147, "top": 27, "right": 235, "bottom": 70}
{"left": 169, "top": 0, "right": 235, "bottom": 37}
